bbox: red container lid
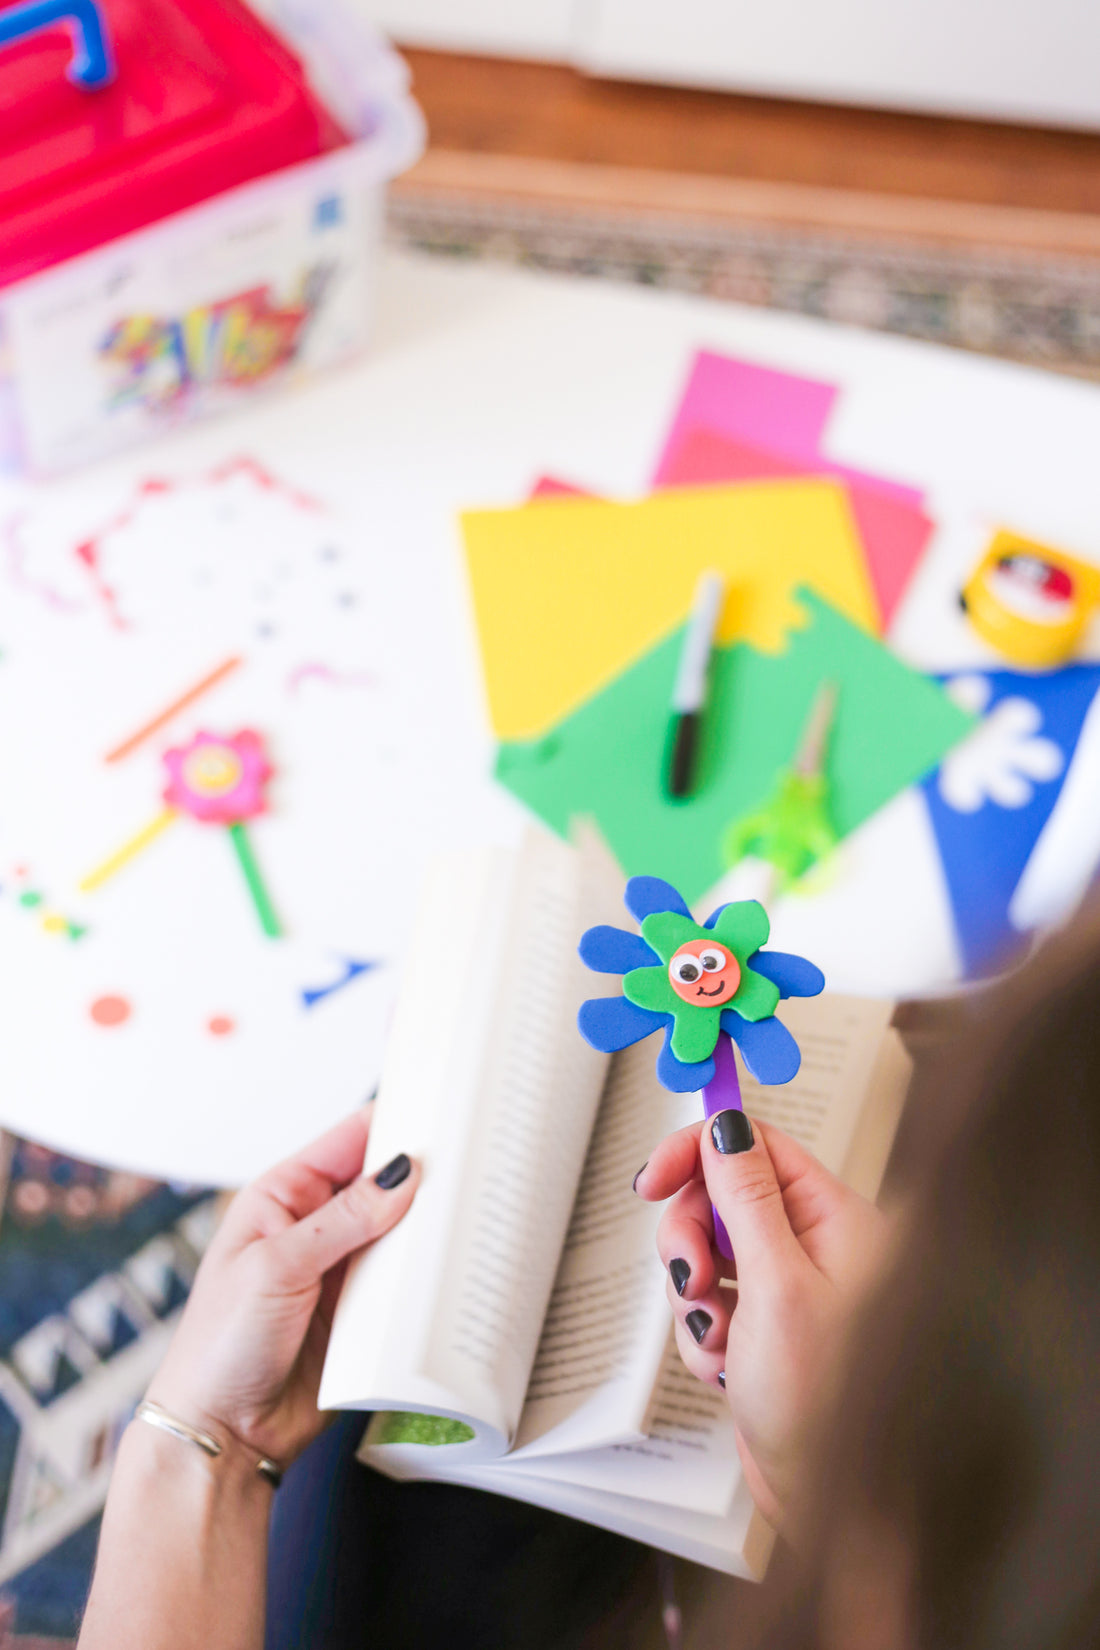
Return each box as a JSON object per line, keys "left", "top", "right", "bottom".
{"left": 0, "top": 0, "right": 349, "bottom": 291}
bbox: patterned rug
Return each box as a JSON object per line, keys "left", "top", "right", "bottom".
{"left": 0, "top": 1139, "right": 218, "bottom": 1644}
{"left": 388, "top": 193, "right": 1100, "bottom": 379}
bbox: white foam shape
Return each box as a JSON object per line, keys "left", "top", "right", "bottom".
{"left": 944, "top": 672, "right": 993, "bottom": 716}
{"left": 1010, "top": 687, "right": 1100, "bottom": 931}
{"left": 938, "top": 695, "right": 1063, "bottom": 813}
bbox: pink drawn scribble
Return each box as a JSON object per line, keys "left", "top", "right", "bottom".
{"left": 69, "top": 479, "right": 174, "bottom": 627}
{"left": 69, "top": 458, "right": 327, "bottom": 626}
{"left": 3, "top": 514, "right": 85, "bottom": 614}
{"left": 73, "top": 538, "right": 128, "bottom": 630}
{"left": 207, "top": 457, "right": 322, "bottom": 513}
{"left": 287, "top": 663, "right": 378, "bottom": 694}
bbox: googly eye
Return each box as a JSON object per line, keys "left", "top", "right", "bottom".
{"left": 699, "top": 948, "right": 727, "bottom": 973}
{"left": 670, "top": 954, "right": 702, "bottom": 985}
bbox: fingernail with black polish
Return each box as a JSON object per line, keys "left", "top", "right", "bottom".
{"left": 374, "top": 1153, "right": 411, "bottom": 1190}
{"left": 711, "top": 1110, "right": 754, "bottom": 1155}
{"left": 686, "top": 1309, "right": 712, "bottom": 1345}
{"left": 632, "top": 1162, "right": 648, "bottom": 1193}
{"left": 669, "top": 1258, "right": 691, "bottom": 1297}
{"left": 717, "top": 1371, "right": 726, "bottom": 1389}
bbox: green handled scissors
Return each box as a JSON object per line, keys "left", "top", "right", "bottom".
{"left": 722, "top": 681, "right": 839, "bottom": 891}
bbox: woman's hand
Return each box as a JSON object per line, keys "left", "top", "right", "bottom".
{"left": 145, "top": 1107, "right": 418, "bottom": 1472}
{"left": 635, "top": 1112, "right": 888, "bottom": 1526}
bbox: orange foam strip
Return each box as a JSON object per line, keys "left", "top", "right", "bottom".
{"left": 105, "top": 657, "right": 243, "bottom": 763}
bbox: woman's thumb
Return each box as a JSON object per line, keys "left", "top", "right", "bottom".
{"left": 702, "top": 1112, "right": 798, "bottom": 1282}
{"left": 270, "top": 1154, "right": 419, "bottom": 1289}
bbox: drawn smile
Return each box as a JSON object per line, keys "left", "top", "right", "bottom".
{"left": 696, "top": 981, "right": 728, "bottom": 997}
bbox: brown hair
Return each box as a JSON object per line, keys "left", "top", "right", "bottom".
{"left": 767, "top": 904, "right": 1100, "bottom": 1650}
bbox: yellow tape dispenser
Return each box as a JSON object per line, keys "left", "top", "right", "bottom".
{"left": 960, "top": 531, "right": 1100, "bottom": 669}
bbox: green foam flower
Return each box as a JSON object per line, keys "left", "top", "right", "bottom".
{"left": 623, "top": 902, "right": 780, "bottom": 1066}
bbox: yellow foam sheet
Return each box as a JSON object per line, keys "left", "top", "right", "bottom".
{"left": 462, "top": 480, "right": 880, "bottom": 740}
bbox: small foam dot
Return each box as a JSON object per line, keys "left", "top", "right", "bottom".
{"left": 19, "top": 891, "right": 43, "bottom": 909}
{"left": 208, "top": 1015, "right": 235, "bottom": 1037}
{"left": 90, "top": 995, "right": 131, "bottom": 1028}
{"left": 42, "top": 914, "right": 68, "bottom": 934}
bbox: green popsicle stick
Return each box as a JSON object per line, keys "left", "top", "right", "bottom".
{"left": 228, "top": 821, "right": 281, "bottom": 939}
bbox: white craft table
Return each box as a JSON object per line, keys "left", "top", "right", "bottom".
{"left": 1, "top": 249, "right": 1099, "bottom": 1185}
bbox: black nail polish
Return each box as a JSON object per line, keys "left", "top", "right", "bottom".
{"left": 717, "top": 1371, "right": 726, "bottom": 1389}
{"left": 686, "top": 1309, "right": 712, "bottom": 1345}
{"left": 711, "top": 1110, "right": 754, "bottom": 1155}
{"left": 632, "top": 1162, "right": 648, "bottom": 1192}
{"left": 669, "top": 1258, "right": 691, "bottom": 1297}
{"left": 374, "top": 1153, "right": 411, "bottom": 1190}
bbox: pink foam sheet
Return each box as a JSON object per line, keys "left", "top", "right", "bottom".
{"left": 653, "top": 351, "right": 924, "bottom": 508}
{"left": 660, "top": 425, "right": 934, "bottom": 630}
{"left": 530, "top": 475, "right": 588, "bottom": 499}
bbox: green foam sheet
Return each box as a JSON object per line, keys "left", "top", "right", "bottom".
{"left": 496, "top": 588, "right": 974, "bottom": 905}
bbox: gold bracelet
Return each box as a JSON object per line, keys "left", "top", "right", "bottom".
{"left": 134, "top": 1400, "right": 283, "bottom": 1489}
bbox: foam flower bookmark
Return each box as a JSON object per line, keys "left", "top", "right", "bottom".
{"left": 578, "top": 877, "right": 823, "bottom": 1257}
{"left": 81, "top": 729, "right": 282, "bottom": 938}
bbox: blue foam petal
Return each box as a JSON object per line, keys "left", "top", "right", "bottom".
{"left": 624, "top": 876, "right": 692, "bottom": 924}
{"left": 656, "top": 1025, "right": 714, "bottom": 1093}
{"left": 579, "top": 925, "right": 659, "bottom": 974}
{"left": 722, "top": 1012, "right": 802, "bottom": 1084}
{"left": 748, "top": 950, "right": 826, "bottom": 1000}
{"left": 703, "top": 902, "right": 731, "bottom": 930}
{"left": 578, "top": 996, "right": 665, "bottom": 1053}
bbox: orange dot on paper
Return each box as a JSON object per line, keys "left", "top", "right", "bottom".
{"left": 208, "top": 1016, "right": 235, "bottom": 1037}
{"left": 90, "top": 995, "right": 131, "bottom": 1027}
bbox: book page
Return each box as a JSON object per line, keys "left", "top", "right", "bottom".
{"left": 505, "top": 992, "right": 905, "bottom": 1500}
{"left": 320, "top": 829, "right": 622, "bottom": 1450}
{"left": 361, "top": 984, "right": 909, "bottom": 1555}
{"left": 510, "top": 1043, "right": 697, "bottom": 1461}
{"left": 318, "top": 847, "right": 514, "bottom": 1432}
{"left": 741, "top": 992, "right": 898, "bottom": 1173}
{"left": 363, "top": 1438, "right": 771, "bottom": 1580}
{"left": 510, "top": 1329, "right": 740, "bottom": 1516}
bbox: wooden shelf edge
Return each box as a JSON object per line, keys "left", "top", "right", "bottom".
{"left": 394, "top": 150, "right": 1100, "bottom": 262}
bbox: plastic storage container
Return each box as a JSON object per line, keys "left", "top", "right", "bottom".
{"left": 0, "top": 0, "right": 424, "bottom": 474}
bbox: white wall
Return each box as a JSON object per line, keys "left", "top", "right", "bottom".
{"left": 345, "top": 0, "right": 580, "bottom": 59}
{"left": 578, "top": 0, "right": 1100, "bottom": 131}
{"left": 347, "top": 0, "right": 1100, "bottom": 133}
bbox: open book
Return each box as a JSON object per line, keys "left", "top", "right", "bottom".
{"left": 318, "top": 829, "right": 911, "bottom": 1578}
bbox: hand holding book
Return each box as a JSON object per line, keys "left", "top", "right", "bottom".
{"left": 319, "top": 833, "right": 912, "bottom": 1577}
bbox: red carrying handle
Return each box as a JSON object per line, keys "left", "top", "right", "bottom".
{"left": 0, "top": 0, "right": 115, "bottom": 88}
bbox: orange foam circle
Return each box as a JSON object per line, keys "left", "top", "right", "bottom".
{"left": 90, "top": 995, "right": 131, "bottom": 1027}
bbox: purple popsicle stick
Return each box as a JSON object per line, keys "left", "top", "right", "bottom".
{"left": 702, "top": 1032, "right": 741, "bottom": 1260}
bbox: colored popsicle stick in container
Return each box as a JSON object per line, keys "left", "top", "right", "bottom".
{"left": 81, "top": 729, "right": 282, "bottom": 938}
{"left": 577, "top": 878, "right": 823, "bottom": 1259}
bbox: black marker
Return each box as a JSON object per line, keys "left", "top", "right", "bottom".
{"left": 666, "top": 571, "right": 724, "bottom": 800}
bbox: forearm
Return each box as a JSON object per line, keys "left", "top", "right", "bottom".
{"left": 78, "top": 1419, "right": 271, "bottom": 1650}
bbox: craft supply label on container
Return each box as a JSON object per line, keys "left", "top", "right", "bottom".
{"left": 0, "top": 0, "right": 423, "bottom": 474}
{"left": 2, "top": 146, "right": 383, "bottom": 473}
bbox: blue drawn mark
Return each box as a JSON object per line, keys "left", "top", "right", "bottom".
{"left": 301, "top": 958, "right": 378, "bottom": 1010}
